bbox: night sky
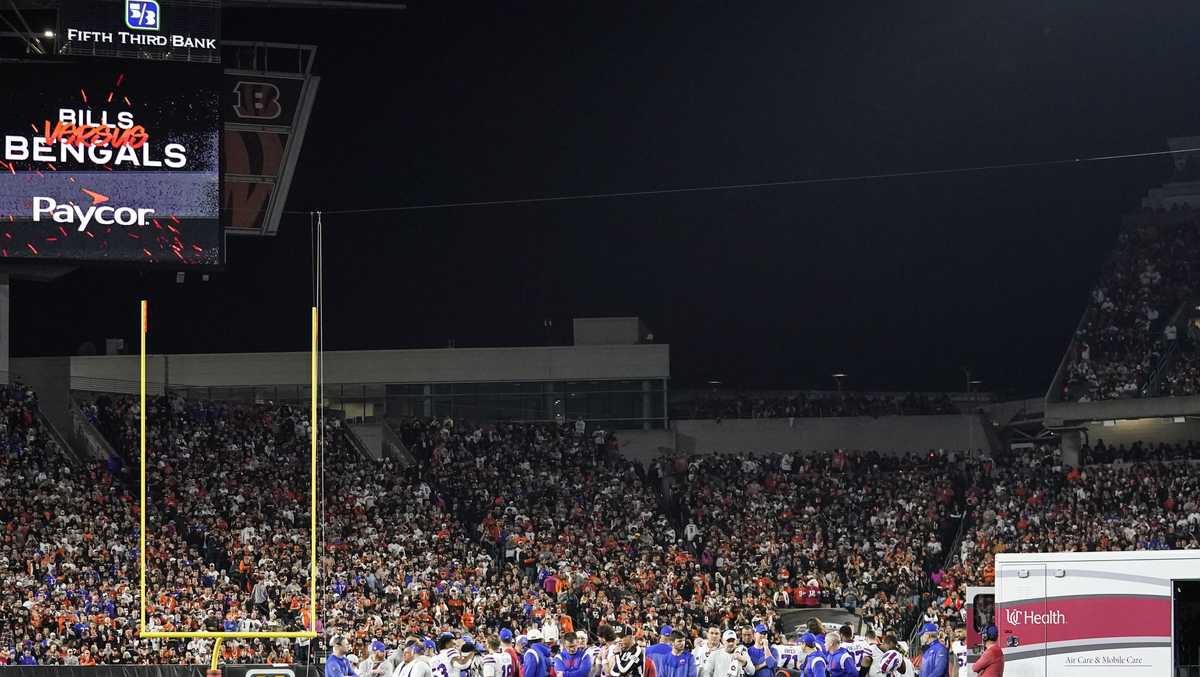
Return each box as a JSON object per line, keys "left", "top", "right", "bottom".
{"left": 11, "top": 0, "right": 1200, "bottom": 396}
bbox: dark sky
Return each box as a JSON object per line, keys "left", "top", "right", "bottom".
{"left": 11, "top": 0, "right": 1200, "bottom": 396}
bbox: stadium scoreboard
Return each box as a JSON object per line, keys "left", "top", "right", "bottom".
{"left": 0, "top": 60, "right": 222, "bottom": 264}
{"left": 2, "top": 4, "right": 318, "bottom": 264}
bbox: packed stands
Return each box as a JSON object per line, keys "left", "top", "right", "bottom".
{"left": 7, "top": 393, "right": 358, "bottom": 665}
{"left": 1061, "top": 218, "right": 1200, "bottom": 401}
{"left": 10, "top": 399, "right": 974, "bottom": 665}
{"left": 1164, "top": 341, "right": 1200, "bottom": 396}
{"left": 395, "top": 417, "right": 778, "bottom": 637}
{"left": 0, "top": 384, "right": 131, "bottom": 667}
{"left": 675, "top": 450, "right": 964, "bottom": 636}
{"left": 5, "top": 386, "right": 1200, "bottom": 668}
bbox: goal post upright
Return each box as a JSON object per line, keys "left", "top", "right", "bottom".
{"left": 310, "top": 305, "right": 318, "bottom": 640}
{"left": 139, "top": 299, "right": 147, "bottom": 633}
{"left": 137, "top": 301, "right": 319, "bottom": 663}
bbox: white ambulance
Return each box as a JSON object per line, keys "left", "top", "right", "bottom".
{"left": 993, "top": 550, "right": 1200, "bottom": 677}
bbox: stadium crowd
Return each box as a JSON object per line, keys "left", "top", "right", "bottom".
{"left": 1164, "top": 342, "right": 1200, "bottom": 397}
{"left": 3, "top": 388, "right": 1200, "bottom": 673}
{"left": 397, "top": 417, "right": 786, "bottom": 638}
{"left": 673, "top": 451, "right": 961, "bottom": 637}
{"left": 1062, "top": 218, "right": 1200, "bottom": 401}
{"left": 4, "top": 393, "right": 361, "bottom": 666}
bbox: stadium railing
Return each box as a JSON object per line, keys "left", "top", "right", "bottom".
{"left": 380, "top": 418, "right": 416, "bottom": 465}
{"left": 70, "top": 395, "right": 120, "bottom": 462}
{"left": 38, "top": 404, "right": 85, "bottom": 466}
{"left": 906, "top": 509, "right": 969, "bottom": 651}
{"left": 1145, "top": 339, "right": 1180, "bottom": 397}
{"left": 1045, "top": 304, "right": 1096, "bottom": 404}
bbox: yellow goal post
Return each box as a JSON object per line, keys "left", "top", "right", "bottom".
{"left": 137, "top": 300, "right": 320, "bottom": 671}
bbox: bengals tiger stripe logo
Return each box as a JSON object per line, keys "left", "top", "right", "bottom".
{"left": 232, "top": 81, "right": 283, "bottom": 121}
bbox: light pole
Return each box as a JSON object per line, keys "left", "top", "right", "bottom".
{"left": 832, "top": 373, "right": 846, "bottom": 398}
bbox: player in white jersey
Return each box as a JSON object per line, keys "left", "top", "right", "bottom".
{"left": 950, "top": 628, "right": 969, "bottom": 677}
{"left": 487, "top": 637, "right": 515, "bottom": 677}
{"left": 480, "top": 645, "right": 500, "bottom": 677}
{"left": 452, "top": 643, "right": 480, "bottom": 677}
{"left": 693, "top": 627, "right": 722, "bottom": 675}
{"left": 864, "top": 642, "right": 886, "bottom": 677}
{"left": 773, "top": 641, "right": 805, "bottom": 673}
{"left": 579, "top": 632, "right": 603, "bottom": 677}
{"left": 836, "top": 626, "right": 868, "bottom": 670}
{"left": 869, "top": 634, "right": 902, "bottom": 677}
{"left": 429, "top": 636, "right": 460, "bottom": 677}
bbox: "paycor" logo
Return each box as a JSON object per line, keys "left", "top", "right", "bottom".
{"left": 33, "top": 192, "right": 154, "bottom": 231}
{"left": 1005, "top": 609, "right": 1067, "bottom": 626}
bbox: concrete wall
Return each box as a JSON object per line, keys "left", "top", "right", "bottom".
{"left": 347, "top": 423, "right": 383, "bottom": 460}
{"left": 10, "top": 356, "right": 74, "bottom": 432}
{"left": 615, "top": 430, "right": 676, "bottom": 464}
{"left": 671, "top": 415, "right": 991, "bottom": 455}
{"left": 70, "top": 355, "right": 168, "bottom": 394}
{"left": 1081, "top": 418, "right": 1200, "bottom": 448}
{"left": 984, "top": 397, "right": 1045, "bottom": 427}
{"left": 67, "top": 344, "right": 669, "bottom": 391}
{"left": 1046, "top": 395, "right": 1200, "bottom": 425}
{"left": 573, "top": 318, "right": 644, "bottom": 346}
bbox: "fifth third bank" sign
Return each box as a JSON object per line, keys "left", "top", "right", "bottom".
{"left": 59, "top": 0, "right": 220, "bottom": 64}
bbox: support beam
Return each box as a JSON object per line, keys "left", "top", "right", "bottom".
{"left": 5, "top": 0, "right": 44, "bottom": 53}
{"left": 1060, "top": 429, "right": 1082, "bottom": 468}
{"left": 0, "top": 17, "right": 41, "bottom": 53}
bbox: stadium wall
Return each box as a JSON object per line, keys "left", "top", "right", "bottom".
{"left": 614, "top": 429, "right": 676, "bottom": 462}
{"left": 67, "top": 345, "right": 669, "bottom": 390}
{"left": 671, "top": 414, "right": 990, "bottom": 455}
{"left": 1080, "top": 417, "right": 1200, "bottom": 448}
{"left": 1046, "top": 395, "right": 1200, "bottom": 425}
{"left": 348, "top": 422, "right": 384, "bottom": 460}
{"left": 10, "top": 356, "right": 77, "bottom": 448}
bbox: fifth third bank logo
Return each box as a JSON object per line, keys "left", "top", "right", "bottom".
{"left": 1006, "top": 609, "right": 1067, "bottom": 626}
{"left": 126, "top": 0, "right": 161, "bottom": 30}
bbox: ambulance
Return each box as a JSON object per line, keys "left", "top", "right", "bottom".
{"left": 993, "top": 550, "right": 1200, "bottom": 676}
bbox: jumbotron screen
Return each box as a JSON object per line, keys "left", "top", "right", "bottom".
{"left": 0, "top": 60, "right": 220, "bottom": 264}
